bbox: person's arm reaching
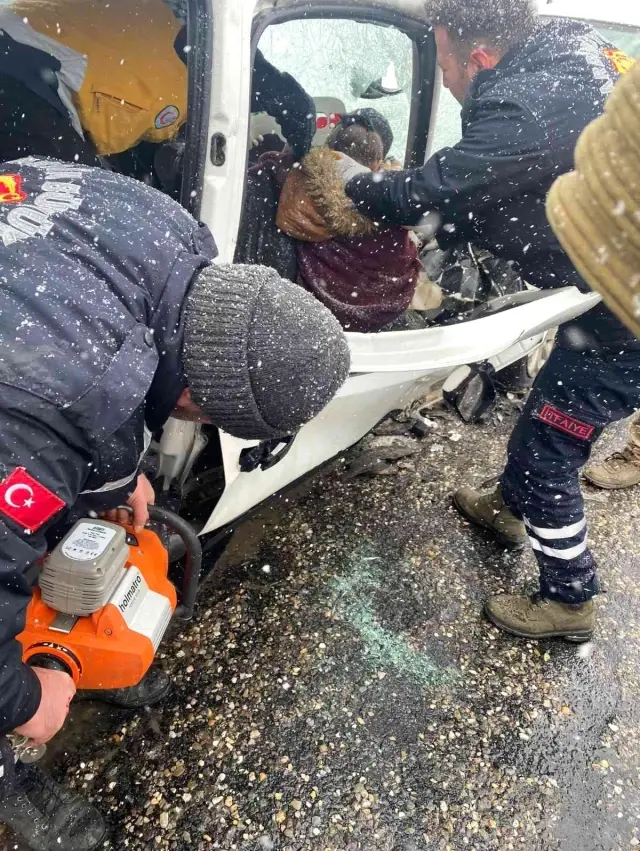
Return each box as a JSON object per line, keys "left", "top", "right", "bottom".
{"left": 0, "top": 410, "right": 87, "bottom": 738}
{"left": 345, "top": 96, "right": 556, "bottom": 227}
{"left": 252, "top": 50, "right": 316, "bottom": 159}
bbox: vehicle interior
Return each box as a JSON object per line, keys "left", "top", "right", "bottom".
{"left": 236, "top": 12, "right": 540, "bottom": 335}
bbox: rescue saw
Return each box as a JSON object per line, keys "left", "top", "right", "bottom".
{"left": 17, "top": 505, "right": 201, "bottom": 690}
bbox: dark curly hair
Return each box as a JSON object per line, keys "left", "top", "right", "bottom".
{"left": 427, "top": 0, "right": 539, "bottom": 55}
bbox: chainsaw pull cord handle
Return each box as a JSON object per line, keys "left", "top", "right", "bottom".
{"left": 116, "top": 504, "right": 202, "bottom": 622}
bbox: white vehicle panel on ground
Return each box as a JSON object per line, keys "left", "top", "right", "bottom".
{"left": 200, "top": 289, "right": 598, "bottom": 534}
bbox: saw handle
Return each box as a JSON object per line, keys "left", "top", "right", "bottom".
{"left": 115, "top": 503, "right": 202, "bottom": 622}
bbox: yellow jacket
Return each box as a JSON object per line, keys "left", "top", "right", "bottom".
{"left": 12, "top": 0, "right": 187, "bottom": 156}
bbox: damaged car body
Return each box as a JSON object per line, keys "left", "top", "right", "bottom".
{"left": 152, "top": 0, "right": 640, "bottom": 541}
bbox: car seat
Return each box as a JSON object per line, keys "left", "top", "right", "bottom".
{"left": 249, "top": 95, "right": 347, "bottom": 152}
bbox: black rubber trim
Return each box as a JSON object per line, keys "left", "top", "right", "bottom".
{"left": 180, "top": 0, "right": 213, "bottom": 217}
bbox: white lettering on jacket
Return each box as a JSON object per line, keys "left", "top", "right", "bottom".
{"left": 0, "top": 161, "right": 89, "bottom": 247}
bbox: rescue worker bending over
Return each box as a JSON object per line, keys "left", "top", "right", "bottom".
{"left": 0, "top": 158, "right": 349, "bottom": 850}
{"left": 327, "top": 0, "right": 638, "bottom": 640}
{"left": 0, "top": 0, "right": 315, "bottom": 167}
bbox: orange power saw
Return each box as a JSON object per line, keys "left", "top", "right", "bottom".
{"left": 17, "top": 506, "right": 201, "bottom": 690}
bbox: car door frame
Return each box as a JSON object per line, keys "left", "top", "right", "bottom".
{"left": 250, "top": 3, "right": 437, "bottom": 169}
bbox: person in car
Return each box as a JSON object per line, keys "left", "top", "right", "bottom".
{"left": 547, "top": 60, "right": 640, "bottom": 492}
{"left": 240, "top": 109, "right": 424, "bottom": 332}
{"left": 0, "top": 156, "right": 350, "bottom": 851}
{"left": 322, "top": 0, "right": 637, "bottom": 640}
{"left": 0, "top": 0, "right": 315, "bottom": 165}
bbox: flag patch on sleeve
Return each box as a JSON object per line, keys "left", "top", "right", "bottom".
{"left": 0, "top": 468, "right": 66, "bottom": 533}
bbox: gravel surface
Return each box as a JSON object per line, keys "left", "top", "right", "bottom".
{"left": 4, "top": 399, "right": 640, "bottom": 851}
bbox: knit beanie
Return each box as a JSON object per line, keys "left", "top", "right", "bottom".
{"left": 547, "top": 60, "right": 640, "bottom": 336}
{"left": 182, "top": 264, "right": 351, "bottom": 439}
{"left": 341, "top": 109, "right": 394, "bottom": 158}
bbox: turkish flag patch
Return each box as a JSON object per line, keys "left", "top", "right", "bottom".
{"left": 0, "top": 467, "right": 66, "bottom": 533}
{"left": 537, "top": 404, "right": 595, "bottom": 441}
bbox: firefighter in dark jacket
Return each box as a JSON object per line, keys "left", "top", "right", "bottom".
{"left": 331, "top": 0, "right": 639, "bottom": 641}
{"left": 0, "top": 158, "right": 350, "bottom": 851}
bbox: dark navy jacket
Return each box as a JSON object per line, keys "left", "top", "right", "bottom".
{"left": 0, "top": 158, "right": 216, "bottom": 733}
{"left": 347, "top": 20, "right": 634, "bottom": 348}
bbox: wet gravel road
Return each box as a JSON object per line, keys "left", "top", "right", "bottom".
{"left": 5, "top": 399, "right": 640, "bottom": 851}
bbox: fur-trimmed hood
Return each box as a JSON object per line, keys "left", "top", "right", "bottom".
{"left": 277, "top": 147, "right": 376, "bottom": 241}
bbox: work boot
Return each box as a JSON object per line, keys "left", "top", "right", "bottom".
{"left": 452, "top": 485, "right": 527, "bottom": 550}
{"left": 75, "top": 666, "right": 170, "bottom": 709}
{"left": 584, "top": 451, "right": 640, "bottom": 489}
{"left": 0, "top": 762, "right": 106, "bottom": 851}
{"left": 485, "top": 593, "right": 595, "bottom": 642}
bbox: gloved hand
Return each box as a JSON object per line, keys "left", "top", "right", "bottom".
{"left": 329, "top": 152, "right": 372, "bottom": 186}
{"left": 410, "top": 211, "right": 443, "bottom": 241}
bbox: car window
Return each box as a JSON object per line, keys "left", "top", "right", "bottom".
{"left": 429, "top": 87, "right": 462, "bottom": 153}
{"left": 429, "top": 20, "right": 640, "bottom": 155}
{"left": 258, "top": 19, "right": 414, "bottom": 162}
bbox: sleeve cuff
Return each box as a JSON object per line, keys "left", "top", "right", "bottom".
{"left": 0, "top": 663, "right": 42, "bottom": 735}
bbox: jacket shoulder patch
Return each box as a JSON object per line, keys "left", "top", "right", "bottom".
{"left": 602, "top": 48, "right": 634, "bottom": 76}
{"left": 0, "top": 174, "right": 27, "bottom": 204}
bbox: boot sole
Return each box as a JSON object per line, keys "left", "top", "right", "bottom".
{"left": 484, "top": 603, "right": 594, "bottom": 643}
{"left": 5, "top": 809, "right": 108, "bottom": 851}
{"left": 452, "top": 494, "right": 527, "bottom": 551}
{"left": 7, "top": 822, "right": 108, "bottom": 851}
{"left": 583, "top": 474, "right": 640, "bottom": 490}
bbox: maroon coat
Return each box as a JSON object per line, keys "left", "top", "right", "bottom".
{"left": 239, "top": 149, "right": 421, "bottom": 331}
{"left": 296, "top": 229, "right": 420, "bottom": 332}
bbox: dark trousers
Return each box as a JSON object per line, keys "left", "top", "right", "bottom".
{"left": 0, "top": 75, "right": 99, "bottom": 166}
{"left": 501, "top": 343, "right": 640, "bottom": 604}
{"left": 0, "top": 736, "right": 15, "bottom": 799}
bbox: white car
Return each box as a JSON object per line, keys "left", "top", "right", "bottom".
{"left": 152, "top": 0, "right": 639, "bottom": 541}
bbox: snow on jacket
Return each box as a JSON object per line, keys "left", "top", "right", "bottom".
{"left": 0, "top": 157, "right": 216, "bottom": 732}
{"left": 346, "top": 19, "right": 637, "bottom": 348}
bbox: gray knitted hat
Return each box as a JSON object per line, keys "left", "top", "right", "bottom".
{"left": 182, "top": 264, "right": 351, "bottom": 439}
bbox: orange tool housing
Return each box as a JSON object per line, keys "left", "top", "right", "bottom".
{"left": 18, "top": 526, "right": 177, "bottom": 690}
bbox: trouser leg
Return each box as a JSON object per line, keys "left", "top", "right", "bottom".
{"left": 0, "top": 736, "right": 16, "bottom": 800}
{"left": 501, "top": 344, "right": 640, "bottom": 604}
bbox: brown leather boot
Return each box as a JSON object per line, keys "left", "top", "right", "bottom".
{"left": 485, "top": 593, "right": 595, "bottom": 642}
{"left": 452, "top": 485, "right": 527, "bottom": 550}
{"left": 584, "top": 451, "right": 640, "bottom": 489}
